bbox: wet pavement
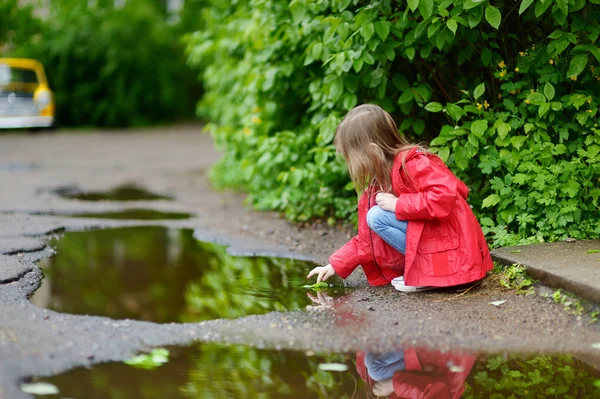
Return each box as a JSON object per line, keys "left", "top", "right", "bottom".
{"left": 1, "top": 126, "right": 600, "bottom": 398}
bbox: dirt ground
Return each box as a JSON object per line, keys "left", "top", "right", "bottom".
{"left": 1, "top": 126, "right": 600, "bottom": 398}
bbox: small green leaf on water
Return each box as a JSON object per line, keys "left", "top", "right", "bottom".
{"left": 304, "top": 282, "right": 329, "bottom": 289}
{"left": 509, "top": 250, "right": 522, "bottom": 253}
{"left": 489, "top": 300, "right": 507, "bottom": 307}
{"left": 592, "top": 343, "right": 600, "bottom": 349}
{"left": 125, "top": 348, "right": 170, "bottom": 369}
{"left": 587, "top": 249, "right": 600, "bottom": 254}
{"left": 318, "top": 362, "right": 349, "bottom": 372}
{"left": 20, "top": 382, "right": 59, "bottom": 395}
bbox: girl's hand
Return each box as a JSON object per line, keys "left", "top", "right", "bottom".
{"left": 375, "top": 192, "right": 398, "bottom": 212}
{"left": 307, "top": 263, "right": 336, "bottom": 283}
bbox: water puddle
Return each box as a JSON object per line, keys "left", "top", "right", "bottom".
{"left": 28, "top": 343, "right": 600, "bottom": 398}
{"left": 31, "top": 227, "right": 343, "bottom": 323}
{"left": 55, "top": 184, "right": 172, "bottom": 201}
{"left": 0, "top": 162, "right": 39, "bottom": 171}
{"left": 39, "top": 209, "right": 192, "bottom": 220}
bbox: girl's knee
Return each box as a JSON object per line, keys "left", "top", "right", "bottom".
{"left": 366, "top": 206, "right": 385, "bottom": 230}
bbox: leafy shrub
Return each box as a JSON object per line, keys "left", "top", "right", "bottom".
{"left": 187, "top": 0, "right": 600, "bottom": 246}
{"left": 11, "top": 1, "right": 200, "bottom": 127}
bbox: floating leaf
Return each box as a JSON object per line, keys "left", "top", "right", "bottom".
{"left": 21, "top": 382, "right": 59, "bottom": 395}
{"left": 303, "top": 282, "right": 330, "bottom": 289}
{"left": 509, "top": 250, "right": 522, "bottom": 253}
{"left": 318, "top": 362, "right": 349, "bottom": 372}
{"left": 592, "top": 343, "right": 600, "bottom": 349}
{"left": 587, "top": 249, "right": 600, "bottom": 254}
{"left": 489, "top": 300, "right": 507, "bottom": 307}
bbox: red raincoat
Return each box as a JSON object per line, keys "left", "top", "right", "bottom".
{"left": 329, "top": 147, "right": 493, "bottom": 287}
{"left": 356, "top": 348, "right": 476, "bottom": 399}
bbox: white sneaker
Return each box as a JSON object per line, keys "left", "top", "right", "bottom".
{"left": 391, "top": 277, "right": 434, "bottom": 292}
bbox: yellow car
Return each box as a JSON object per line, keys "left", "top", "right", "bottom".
{"left": 0, "top": 58, "right": 55, "bottom": 129}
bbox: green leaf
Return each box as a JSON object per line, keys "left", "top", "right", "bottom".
{"left": 482, "top": 193, "right": 501, "bottom": 208}
{"left": 511, "top": 135, "right": 528, "bottom": 150}
{"left": 556, "top": 0, "right": 568, "bottom": 15}
{"left": 535, "top": 0, "right": 552, "bottom": 17}
{"left": 375, "top": 21, "right": 391, "bottom": 41}
{"left": 587, "top": 249, "right": 600, "bottom": 254}
{"left": 312, "top": 42, "right": 323, "bottom": 60}
{"left": 405, "top": 47, "right": 416, "bottom": 61}
{"left": 543, "top": 82, "right": 555, "bottom": 101}
{"left": 538, "top": 102, "right": 550, "bottom": 117}
{"left": 471, "top": 120, "right": 488, "bottom": 137}
{"left": 567, "top": 54, "right": 588, "bottom": 78}
{"left": 408, "top": 0, "right": 419, "bottom": 12}
{"left": 413, "top": 119, "right": 425, "bottom": 135}
{"left": 468, "top": 7, "right": 484, "bottom": 27}
{"left": 303, "top": 281, "right": 330, "bottom": 289}
{"left": 353, "top": 58, "right": 364, "bottom": 73}
{"left": 398, "top": 90, "right": 414, "bottom": 104}
{"left": 361, "top": 21, "right": 375, "bottom": 41}
{"left": 474, "top": 83, "right": 485, "bottom": 99}
{"left": 425, "top": 102, "right": 444, "bottom": 112}
{"left": 445, "top": 103, "right": 466, "bottom": 121}
{"left": 418, "top": 0, "right": 434, "bottom": 19}
{"left": 519, "top": 0, "right": 535, "bottom": 14}
{"left": 446, "top": 19, "right": 458, "bottom": 35}
{"left": 437, "top": 146, "right": 450, "bottom": 161}
{"left": 497, "top": 122, "right": 511, "bottom": 139}
{"left": 481, "top": 48, "right": 492, "bottom": 66}
{"left": 528, "top": 92, "right": 547, "bottom": 105}
{"left": 485, "top": 6, "right": 501, "bottom": 30}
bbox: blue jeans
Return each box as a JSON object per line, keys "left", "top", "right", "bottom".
{"left": 366, "top": 206, "right": 407, "bottom": 255}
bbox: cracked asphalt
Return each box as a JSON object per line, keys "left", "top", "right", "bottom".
{"left": 1, "top": 126, "right": 599, "bottom": 399}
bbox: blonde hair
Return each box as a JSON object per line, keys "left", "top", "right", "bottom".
{"left": 334, "top": 104, "right": 424, "bottom": 193}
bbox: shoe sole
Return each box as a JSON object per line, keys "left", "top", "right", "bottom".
{"left": 393, "top": 283, "right": 435, "bottom": 293}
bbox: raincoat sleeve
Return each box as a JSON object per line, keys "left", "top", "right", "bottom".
{"left": 392, "top": 373, "right": 453, "bottom": 399}
{"left": 329, "top": 236, "right": 361, "bottom": 279}
{"left": 394, "top": 154, "right": 458, "bottom": 221}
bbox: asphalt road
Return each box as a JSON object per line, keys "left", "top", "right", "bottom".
{"left": 1, "top": 126, "right": 599, "bottom": 398}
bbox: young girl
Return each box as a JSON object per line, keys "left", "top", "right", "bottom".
{"left": 307, "top": 104, "right": 493, "bottom": 292}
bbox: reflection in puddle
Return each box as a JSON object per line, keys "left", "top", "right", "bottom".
{"left": 31, "top": 227, "right": 344, "bottom": 322}
{"left": 30, "top": 344, "right": 600, "bottom": 398}
{"left": 56, "top": 184, "right": 172, "bottom": 201}
{"left": 45, "top": 209, "right": 192, "bottom": 220}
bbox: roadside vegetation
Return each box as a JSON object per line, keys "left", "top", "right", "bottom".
{"left": 1, "top": 0, "right": 202, "bottom": 127}
{"left": 186, "top": 0, "right": 600, "bottom": 247}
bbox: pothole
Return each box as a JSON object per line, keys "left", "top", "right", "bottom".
{"left": 30, "top": 227, "right": 345, "bottom": 323}
{"left": 26, "top": 343, "right": 600, "bottom": 398}
{"left": 36, "top": 209, "right": 192, "bottom": 220}
{"left": 54, "top": 184, "right": 172, "bottom": 201}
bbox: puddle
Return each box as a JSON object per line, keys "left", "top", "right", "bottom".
{"left": 41, "top": 209, "right": 192, "bottom": 220}
{"left": 28, "top": 343, "right": 600, "bottom": 398}
{"left": 55, "top": 184, "right": 172, "bottom": 201}
{"left": 0, "top": 162, "right": 39, "bottom": 171}
{"left": 31, "top": 227, "right": 343, "bottom": 323}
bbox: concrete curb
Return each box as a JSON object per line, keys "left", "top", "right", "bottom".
{"left": 491, "top": 239, "right": 600, "bottom": 304}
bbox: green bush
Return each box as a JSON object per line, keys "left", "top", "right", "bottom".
{"left": 187, "top": 0, "right": 600, "bottom": 246}
{"left": 11, "top": 1, "right": 200, "bottom": 127}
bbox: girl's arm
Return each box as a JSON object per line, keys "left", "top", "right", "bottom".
{"left": 328, "top": 236, "right": 361, "bottom": 279}
{"left": 394, "top": 154, "right": 458, "bottom": 220}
